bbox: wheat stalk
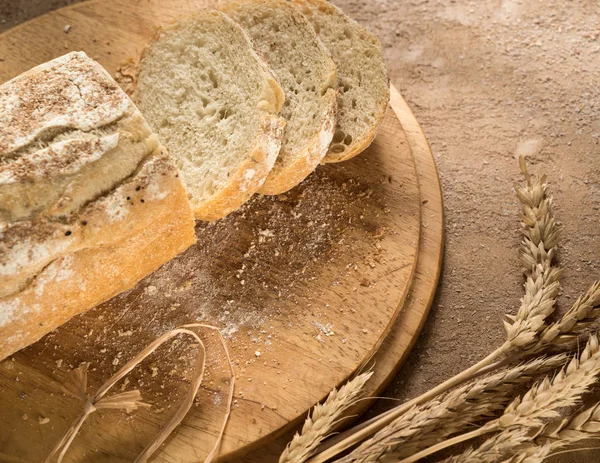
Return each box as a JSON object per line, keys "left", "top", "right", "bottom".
{"left": 504, "top": 157, "right": 562, "bottom": 351}
{"left": 530, "top": 281, "right": 600, "bottom": 351}
{"left": 398, "top": 333, "right": 600, "bottom": 463}
{"left": 503, "top": 401, "right": 600, "bottom": 463}
{"left": 336, "top": 355, "right": 567, "bottom": 463}
{"left": 279, "top": 370, "right": 373, "bottom": 463}
{"left": 304, "top": 159, "right": 563, "bottom": 463}
{"left": 444, "top": 428, "right": 531, "bottom": 463}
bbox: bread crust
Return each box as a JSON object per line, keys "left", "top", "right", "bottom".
{"left": 194, "top": 113, "right": 285, "bottom": 221}
{"left": 258, "top": 88, "right": 337, "bottom": 195}
{"left": 0, "top": 53, "right": 196, "bottom": 360}
{"left": 0, "top": 155, "right": 195, "bottom": 361}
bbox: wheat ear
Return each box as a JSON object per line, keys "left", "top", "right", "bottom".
{"left": 444, "top": 428, "right": 532, "bottom": 463}
{"left": 383, "top": 356, "right": 567, "bottom": 461}
{"left": 500, "top": 401, "right": 600, "bottom": 463}
{"left": 304, "top": 159, "right": 561, "bottom": 463}
{"left": 399, "top": 333, "right": 600, "bottom": 463}
{"left": 337, "top": 355, "right": 567, "bottom": 463}
{"left": 279, "top": 371, "right": 373, "bottom": 463}
{"left": 530, "top": 281, "right": 600, "bottom": 351}
{"left": 503, "top": 156, "right": 562, "bottom": 350}
{"left": 476, "top": 280, "right": 600, "bottom": 380}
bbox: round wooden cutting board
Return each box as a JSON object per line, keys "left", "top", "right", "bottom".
{"left": 0, "top": 2, "right": 442, "bottom": 463}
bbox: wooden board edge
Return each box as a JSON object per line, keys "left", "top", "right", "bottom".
{"left": 359, "top": 85, "right": 445, "bottom": 396}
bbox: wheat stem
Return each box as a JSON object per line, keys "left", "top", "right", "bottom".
{"left": 423, "top": 334, "right": 600, "bottom": 463}
{"left": 279, "top": 371, "right": 373, "bottom": 463}
{"left": 309, "top": 348, "right": 507, "bottom": 463}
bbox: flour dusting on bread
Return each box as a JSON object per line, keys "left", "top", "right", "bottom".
{"left": 0, "top": 52, "right": 196, "bottom": 360}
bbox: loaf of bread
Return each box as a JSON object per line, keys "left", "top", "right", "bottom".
{"left": 136, "top": 10, "right": 286, "bottom": 221}
{"left": 222, "top": 0, "right": 338, "bottom": 195}
{"left": 0, "top": 52, "right": 196, "bottom": 361}
{"left": 291, "top": 0, "right": 390, "bottom": 163}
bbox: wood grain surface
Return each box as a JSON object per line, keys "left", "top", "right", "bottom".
{"left": 238, "top": 86, "right": 445, "bottom": 463}
{"left": 0, "top": 1, "right": 441, "bottom": 462}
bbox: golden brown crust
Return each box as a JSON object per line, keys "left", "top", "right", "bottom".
{"left": 258, "top": 88, "right": 337, "bottom": 195}
{"left": 194, "top": 114, "right": 285, "bottom": 221}
{"left": 0, "top": 166, "right": 195, "bottom": 360}
{"left": 0, "top": 52, "right": 132, "bottom": 156}
{"left": 0, "top": 52, "right": 196, "bottom": 360}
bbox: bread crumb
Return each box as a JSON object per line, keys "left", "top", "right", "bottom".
{"left": 39, "top": 416, "right": 50, "bottom": 425}
{"left": 63, "top": 24, "right": 71, "bottom": 33}
{"left": 120, "top": 377, "right": 130, "bottom": 392}
{"left": 145, "top": 285, "right": 158, "bottom": 296}
{"left": 55, "top": 359, "right": 63, "bottom": 368}
{"left": 255, "top": 351, "right": 261, "bottom": 358}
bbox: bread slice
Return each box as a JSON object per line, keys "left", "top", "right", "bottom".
{"left": 136, "top": 10, "right": 286, "bottom": 220}
{"left": 222, "top": 0, "right": 338, "bottom": 195}
{"left": 0, "top": 52, "right": 196, "bottom": 360}
{"left": 290, "top": 0, "right": 390, "bottom": 163}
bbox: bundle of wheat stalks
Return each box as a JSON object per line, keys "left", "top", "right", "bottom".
{"left": 279, "top": 157, "right": 600, "bottom": 463}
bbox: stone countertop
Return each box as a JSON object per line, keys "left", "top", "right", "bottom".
{"left": 3, "top": 1, "right": 599, "bottom": 462}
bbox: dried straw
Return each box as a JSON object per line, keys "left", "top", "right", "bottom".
{"left": 45, "top": 324, "right": 234, "bottom": 463}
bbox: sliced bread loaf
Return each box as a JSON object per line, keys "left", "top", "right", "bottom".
{"left": 290, "top": 0, "right": 390, "bottom": 163}
{"left": 222, "top": 0, "right": 337, "bottom": 195}
{"left": 136, "top": 10, "right": 286, "bottom": 221}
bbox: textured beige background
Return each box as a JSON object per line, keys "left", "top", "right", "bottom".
{"left": 2, "top": 0, "right": 600, "bottom": 461}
